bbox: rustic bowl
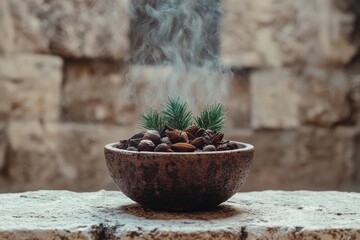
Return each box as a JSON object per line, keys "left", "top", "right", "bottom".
{"left": 104, "top": 141, "right": 254, "bottom": 211}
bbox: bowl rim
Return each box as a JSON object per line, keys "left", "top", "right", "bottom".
{"left": 105, "top": 141, "right": 254, "bottom": 155}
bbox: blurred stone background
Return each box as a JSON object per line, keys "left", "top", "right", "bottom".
{"left": 0, "top": 0, "right": 360, "bottom": 193}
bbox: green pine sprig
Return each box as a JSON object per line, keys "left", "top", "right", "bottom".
{"left": 138, "top": 97, "right": 226, "bottom": 132}
{"left": 138, "top": 108, "right": 166, "bottom": 132}
{"left": 194, "top": 103, "right": 225, "bottom": 132}
{"left": 162, "top": 96, "right": 193, "bottom": 130}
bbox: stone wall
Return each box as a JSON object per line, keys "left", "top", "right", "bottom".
{"left": 0, "top": 0, "right": 359, "bottom": 192}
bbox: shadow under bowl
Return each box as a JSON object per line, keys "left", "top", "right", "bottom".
{"left": 104, "top": 141, "right": 254, "bottom": 211}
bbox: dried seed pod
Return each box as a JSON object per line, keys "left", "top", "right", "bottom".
{"left": 167, "top": 130, "right": 182, "bottom": 139}
{"left": 154, "top": 143, "right": 169, "bottom": 152}
{"left": 195, "top": 128, "right": 205, "bottom": 138}
{"left": 205, "top": 129, "right": 215, "bottom": 136}
{"left": 143, "top": 130, "right": 161, "bottom": 145}
{"left": 227, "top": 141, "right": 239, "bottom": 150}
{"left": 190, "top": 137, "right": 205, "bottom": 149}
{"left": 129, "top": 138, "right": 141, "bottom": 148}
{"left": 160, "top": 137, "right": 171, "bottom": 144}
{"left": 160, "top": 125, "right": 175, "bottom": 138}
{"left": 138, "top": 139, "right": 155, "bottom": 151}
{"left": 169, "top": 136, "right": 187, "bottom": 144}
{"left": 185, "top": 131, "right": 196, "bottom": 141}
{"left": 127, "top": 146, "right": 138, "bottom": 151}
{"left": 216, "top": 144, "right": 228, "bottom": 151}
{"left": 167, "top": 130, "right": 188, "bottom": 144}
{"left": 184, "top": 125, "right": 199, "bottom": 136}
{"left": 212, "top": 132, "right": 224, "bottom": 144}
{"left": 180, "top": 131, "right": 189, "bottom": 142}
{"left": 170, "top": 143, "right": 196, "bottom": 152}
{"left": 203, "top": 145, "right": 216, "bottom": 151}
{"left": 116, "top": 140, "right": 128, "bottom": 149}
{"left": 130, "top": 132, "right": 145, "bottom": 140}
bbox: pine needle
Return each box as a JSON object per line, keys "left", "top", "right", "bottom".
{"left": 138, "top": 108, "right": 166, "bottom": 132}
{"left": 195, "top": 103, "right": 225, "bottom": 132}
{"left": 162, "top": 96, "right": 192, "bottom": 130}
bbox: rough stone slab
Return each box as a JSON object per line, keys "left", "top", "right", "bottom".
{"left": 0, "top": 0, "right": 14, "bottom": 53}
{"left": 0, "top": 122, "right": 5, "bottom": 171}
{"left": 63, "top": 61, "right": 136, "bottom": 125}
{"left": 298, "top": 68, "right": 350, "bottom": 127}
{"left": 2, "top": 121, "right": 137, "bottom": 193}
{"left": 251, "top": 69, "right": 301, "bottom": 129}
{"left": 250, "top": 68, "right": 351, "bottom": 129}
{"left": 0, "top": 190, "right": 359, "bottom": 239}
{"left": 227, "top": 70, "right": 250, "bottom": 128}
{"left": 0, "top": 53, "right": 63, "bottom": 121}
{"left": 7, "top": 0, "right": 129, "bottom": 60}
{"left": 224, "top": 127, "right": 356, "bottom": 191}
{"left": 349, "top": 74, "right": 360, "bottom": 127}
{"left": 220, "top": 0, "right": 357, "bottom": 68}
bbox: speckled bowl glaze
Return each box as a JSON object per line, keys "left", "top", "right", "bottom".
{"left": 104, "top": 141, "right": 254, "bottom": 211}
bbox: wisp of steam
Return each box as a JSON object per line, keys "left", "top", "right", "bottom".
{"left": 127, "top": 0, "right": 231, "bottom": 113}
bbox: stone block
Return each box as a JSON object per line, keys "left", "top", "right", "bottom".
{"left": 0, "top": 0, "right": 14, "bottom": 53}
{"left": 226, "top": 70, "right": 250, "bottom": 128}
{"left": 251, "top": 68, "right": 351, "bottom": 129}
{"left": 349, "top": 74, "right": 360, "bottom": 126}
{"left": 250, "top": 69, "right": 301, "bottom": 129}
{"left": 63, "top": 61, "right": 136, "bottom": 125}
{"left": 226, "top": 127, "right": 355, "bottom": 191}
{"left": 2, "top": 121, "right": 137, "bottom": 192}
{"left": 0, "top": 54, "right": 63, "bottom": 121}
{"left": 293, "top": 127, "right": 355, "bottom": 189}
{"left": 235, "top": 129, "right": 301, "bottom": 191}
{"left": 352, "top": 132, "right": 360, "bottom": 191}
{"left": 299, "top": 68, "right": 350, "bottom": 127}
{"left": 0, "top": 122, "right": 5, "bottom": 171}
{"left": 220, "top": 0, "right": 357, "bottom": 68}
{"left": 8, "top": 0, "right": 130, "bottom": 59}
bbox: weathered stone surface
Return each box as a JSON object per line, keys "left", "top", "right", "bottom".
{"left": 63, "top": 61, "right": 136, "bottom": 125}
{"left": 0, "top": 54, "right": 63, "bottom": 121}
{"left": 8, "top": 0, "right": 130, "bottom": 59}
{"left": 349, "top": 74, "right": 360, "bottom": 126}
{"left": 225, "top": 127, "right": 355, "bottom": 191}
{"left": 0, "top": 190, "right": 359, "bottom": 239}
{"left": 2, "top": 121, "right": 137, "bottom": 193}
{"left": 0, "top": 122, "right": 6, "bottom": 171}
{"left": 227, "top": 70, "right": 250, "bottom": 128}
{"left": 220, "top": 0, "right": 357, "bottom": 68}
{"left": 251, "top": 68, "right": 351, "bottom": 129}
{"left": 251, "top": 69, "right": 301, "bottom": 129}
{"left": 0, "top": 0, "right": 14, "bottom": 53}
{"left": 299, "top": 68, "right": 350, "bottom": 127}
{"left": 290, "top": 127, "right": 355, "bottom": 190}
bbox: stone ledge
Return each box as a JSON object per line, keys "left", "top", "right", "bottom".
{"left": 0, "top": 191, "right": 359, "bottom": 239}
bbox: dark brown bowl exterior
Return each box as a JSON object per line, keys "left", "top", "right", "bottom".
{"left": 104, "top": 142, "right": 254, "bottom": 211}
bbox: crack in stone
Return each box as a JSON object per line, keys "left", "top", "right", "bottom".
{"left": 332, "top": 84, "right": 359, "bottom": 127}
{"left": 240, "top": 226, "right": 248, "bottom": 240}
{"left": 91, "top": 223, "right": 116, "bottom": 240}
{"left": 1, "top": 133, "right": 12, "bottom": 179}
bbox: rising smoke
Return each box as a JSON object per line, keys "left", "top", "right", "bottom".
{"left": 127, "top": 0, "right": 231, "bottom": 113}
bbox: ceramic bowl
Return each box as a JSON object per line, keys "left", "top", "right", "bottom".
{"left": 104, "top": 141, "right": 254, "bottom": 211}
